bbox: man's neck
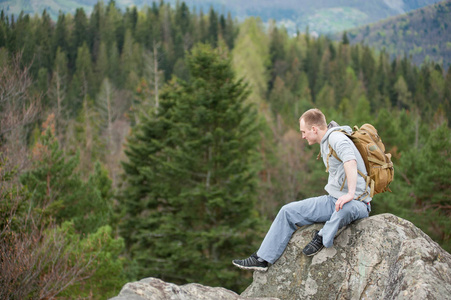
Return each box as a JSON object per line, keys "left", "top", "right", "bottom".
{"left": 317, "top": 128, "right": 328, "bottom": 144}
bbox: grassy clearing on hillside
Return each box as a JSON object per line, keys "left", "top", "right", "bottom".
{"left": 304, "top": 7, "right": 368, "bottom": 34}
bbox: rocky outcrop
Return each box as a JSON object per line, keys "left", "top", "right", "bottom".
{"left": 110, "top": 214, "right": 451, "bottom": 300}
{"left": 109, "top": 277, "right": 279, "bottom": 300}
{"left": 242, "top": 213, "right": 451, "bottom": 300}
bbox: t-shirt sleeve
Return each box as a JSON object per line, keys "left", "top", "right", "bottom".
{"left": 329, "top": 131, "right": 356, "bottom": 163}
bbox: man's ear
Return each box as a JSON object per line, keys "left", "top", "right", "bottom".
{"left": 311, "top": 125, "right": 318, "bottom": 134}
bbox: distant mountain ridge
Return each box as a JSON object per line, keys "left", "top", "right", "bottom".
{"left": 0, "top": 0, "right": 443, "bottom": 34}
{"left": 345, "top": 0, "right": 451, "bottom": 68}
{"left": 1, "top": 0, "right": 448, "bottom": 66}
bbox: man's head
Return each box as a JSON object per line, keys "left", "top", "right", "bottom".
{"left": 299, "top": 108, "right": 327, "bottom": 145}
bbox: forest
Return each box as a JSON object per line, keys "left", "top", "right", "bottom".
{"left": 0, "top": 0, "right": 450, "bottom": 298}
{"left": 346, "top": 0, "right": 451, "bottom": 67}
{"left": 1, "top": 0, "right": 443, "bottom": 34}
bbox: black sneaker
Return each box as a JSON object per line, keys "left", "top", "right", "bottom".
{"left": 302, "top": 230, "right": 324, "bottom": 256}
{"left": 232, "top": 253, "right": 268, "bottom": 272}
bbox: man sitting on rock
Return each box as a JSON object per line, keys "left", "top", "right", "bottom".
{"left": 232, "top": 108, "right": 372, "bottom": 272}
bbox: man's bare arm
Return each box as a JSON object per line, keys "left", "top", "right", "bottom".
{"left": 335, "top": 159, "right": 357, "bottom": 211}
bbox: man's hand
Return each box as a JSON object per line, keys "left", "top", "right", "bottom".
{"left": 335, "top": 193, "right": 354, "bottom": 211}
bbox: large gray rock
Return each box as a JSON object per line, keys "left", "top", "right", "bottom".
{"left": 110, "top": 277, "right": 279, "bottom": 300}
{"left": 242, "top": 213, "right": 451, "bottom": 300}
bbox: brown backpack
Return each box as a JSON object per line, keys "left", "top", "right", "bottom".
{"left": 326, "top": 124, "right": 394, "bottom": 200}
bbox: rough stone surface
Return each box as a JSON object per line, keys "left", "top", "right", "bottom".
{"left": 242, "top": 213, "right": 451, "bottom": 300}
{"left": 109, "top": 277, "right": 279, "bottom": 300}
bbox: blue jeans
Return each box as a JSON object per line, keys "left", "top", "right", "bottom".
{"left": 256, "top": 195, "right": 369, "bottom": 264}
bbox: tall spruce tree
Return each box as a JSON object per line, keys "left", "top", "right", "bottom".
{"left": 121, "top": 44, "right": 263, "bottom": 291}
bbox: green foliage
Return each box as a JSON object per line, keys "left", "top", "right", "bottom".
{"left": 68, "top": 42, "right": 95, "bottom": 113}
{"left": 121, "top": 44, "right": 263, "bottom": 291}
{"left": 13, "top": 124, "right": 125, "bottom": 297}
{"left": 258, "top": 18, "right": 451, "bottom": 255}
{"left": 20, "top": 124, "right": 113, "bottom": 234}
{"left": 0, "top": 158, "right": 27, "bottom": 233}
{"left": 346, "top": 0, "right": 451, "bottom": 67}
{"left": 375, "top": 124, "right": 451, "bottom": 252}
{"left": 20, "top": 126, "right": 81, "bottom": 225}
{"left": 0, "top": 0, "right": 236, "bottom": 116}
{"left": 58, "top": 222, "right": 126, "bottom": 299}
{"left": 232, "top": 17, "right": 270, "bottom": 105}
{"left": 1, "top": 0, "right": 451, "bottom": 295}
{"left": 1, "top": 139, "right": 123, "bottom": 299}
{"left": 2, "top": 0, "right": 443, "bottom": 37}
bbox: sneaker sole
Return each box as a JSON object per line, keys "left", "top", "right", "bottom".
{"left": 232, "top": 261, "right": 268, "bottom": 272}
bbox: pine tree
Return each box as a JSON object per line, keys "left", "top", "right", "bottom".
{"left": 19, "top": 115, "right": 107, "bottom": 232}
{"left": 108, "top": 41, "right": 121, "bottom": 85}
{"left": 0, "top": 15, "right": 6, "bottom": 48}
{"left": 15, "top": 14, "right": 35, "bottom": 69}
{"left": 316, "top": 83, "right": 336, "bottom": 113}
{"left": 361, "top": 45, "right": 376, "bottom": 92}
{"left": 394, "top": 75, "right": 412, "bottom": 109}
{"left": 70, "top": 8, "right": 89, "bottom": 71}
{"left": 223, "top": 12, "right": 236, "bottom": 49}
{"left": 208, "top": 8, "right": 219, "bottom": 47}
{"left": 53, "top": 12, "right": 69, "bottom": 58}
{"left": 48, "top": 47, "right": 69, "bottom": 137}
{"left": 2, "top": 157, "right": 123, "bottom": 300}
{"left": 121, "top": 44, "right": 263, "bottom": 291}
{"left": 20, "top": 117, "right": 79, "bottom": 225}
{"left": 304, "top": 38, "right": 321, "bottom": 102}
{"left": 69, "top": 42, "right": 95, "bottom": 114}
{"left": 70, "top": 94, "right": 104, "bottom": 173}
{"left": 95, "top": 41, "right": 109, "bottom": 81}
{"left": 16, "top": 116, "right": 124, "bottom": 299}
{"left": 175, "top": 1, "right": 190, "bottom": 35}
{"left": 342, "top": 31, "right": 350, "bottom": 45}
{"left": 120, "top": 29, "right": 135, "bottom": 82}
{"left": 231, "top": 17, "right": 270, "bottom": 105}
{"left": 268, "top": 24, "right": 287, "bottom": 92}
{"left": 384, "top": 124, "right": 451, "bottom": 252}
{"left": 443, "top": 69, "right": 451, "bottom": 123}
{"left": 352, "top": 95, "right": 372, "bottom": 125}
{"left": 96, "top": 77, "right": 127, "bottom": 186}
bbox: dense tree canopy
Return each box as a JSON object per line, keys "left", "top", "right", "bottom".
{"left": 0, "top": 0, "right": 450, "bottom": 297}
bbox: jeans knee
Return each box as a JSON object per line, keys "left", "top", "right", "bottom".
{"left": 276, "top": 204, "right": 289, "bottom": 220}
{"left": 276, "top": 203, "right": 298, "bottom": 228}
{"left": 278, "top": 202, "right": 295, "bottom": 215}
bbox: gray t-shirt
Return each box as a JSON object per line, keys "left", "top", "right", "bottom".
{"left": 320, "top": 126, "right": 372, "bottom": 203}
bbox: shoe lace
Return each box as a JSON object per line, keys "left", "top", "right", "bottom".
{"left": 309, "top": 233, "right": 323, "bottom": 249}
{"left": 246, "top": 255, "right": 257, "bottom": 265}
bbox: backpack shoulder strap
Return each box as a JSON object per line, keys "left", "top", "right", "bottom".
{"left": 326, "top": 144, "right": 342, "bottom": 172}
{"left": 325, "top": 130, "right": 347, "bottom": 171}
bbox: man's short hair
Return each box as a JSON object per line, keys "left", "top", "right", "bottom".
{"left": 300, "top": 108, "right": 327, "bottom": 130}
